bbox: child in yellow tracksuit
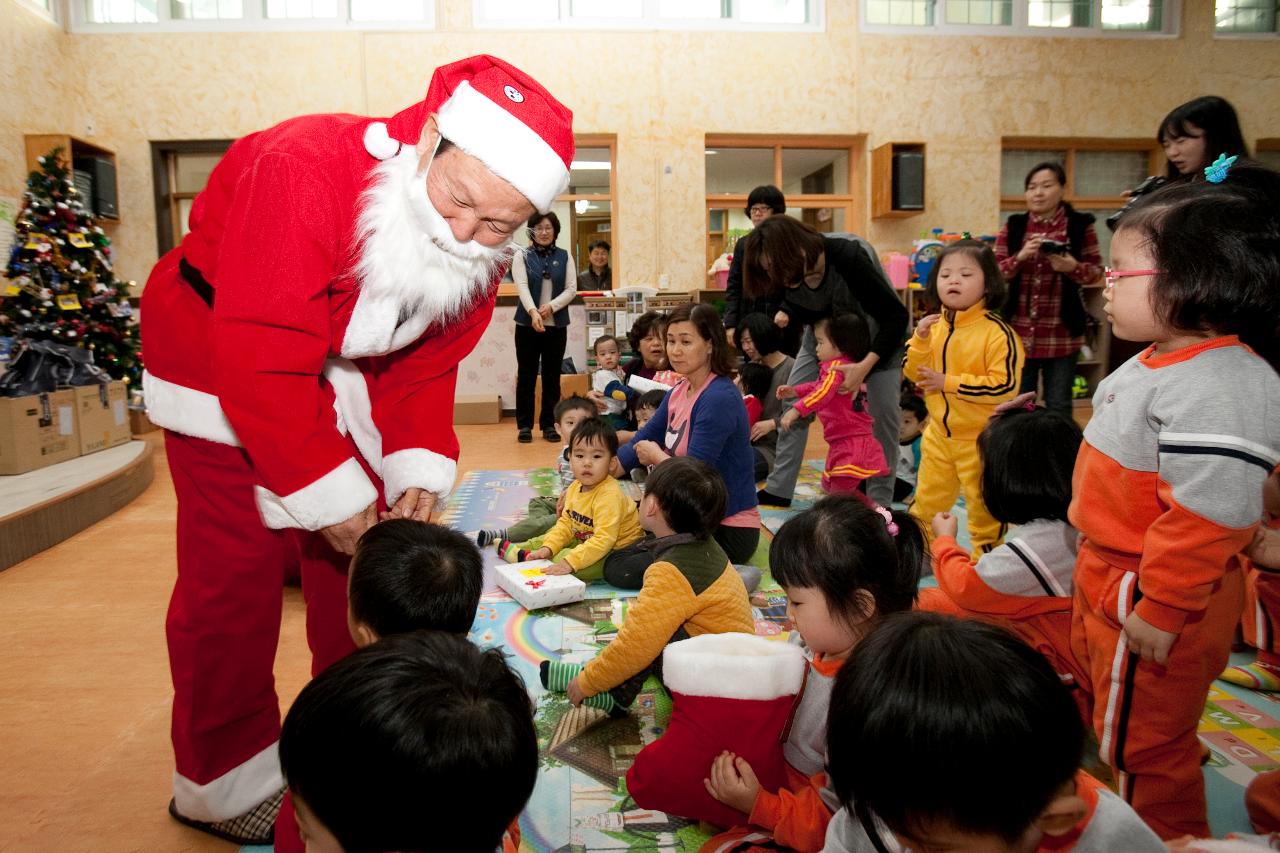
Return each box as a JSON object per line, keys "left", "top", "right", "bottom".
{"left": 904, "top": 239, "right": 1024, "bottom": 557}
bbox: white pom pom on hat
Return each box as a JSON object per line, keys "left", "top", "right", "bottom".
{"left": 361, "top": 122, "right": 402, "bottom": 161}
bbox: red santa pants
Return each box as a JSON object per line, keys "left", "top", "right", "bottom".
{"left": 165, "top": 431, "right": 358, "bottom": 822}
{"left": 1070, "top": 544, "right": 1243, "bottom": 839}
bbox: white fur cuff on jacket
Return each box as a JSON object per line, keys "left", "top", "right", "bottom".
{"left": 255, "top": 458, "right": 378, "bottom": 531}
{"left": 382, "top": 447, "right": 457, "bottom": 507}
{"left": 662, "top": 632, "right": 807, "bottom": 701}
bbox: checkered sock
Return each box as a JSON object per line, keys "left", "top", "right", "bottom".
{"left": 475, "top": 528, "right": 507, "bottom": 547}
{"left": 539, "top": 660, "right": 618, "bottom": 714}
{"left": 498, "top": 539, "right": 529, "bottom": 563}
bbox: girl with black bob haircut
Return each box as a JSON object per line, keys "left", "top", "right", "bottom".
{"left": 733, "top": 311, "right": 783, "bottom": 361}
{"left": 823, "top": 613, "right": 1163, "bottom": 851}
{"left": 923, "top": 239, "right": 1008, "bottom": 314}
{"left": 978, "top": 404, "right": 1082, "bottom": 525}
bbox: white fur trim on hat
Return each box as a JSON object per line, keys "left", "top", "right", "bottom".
{"left": 662, "top": 632, "right": 807, "bottom": 701}
{"left": 435, "top": 81, "right": 570, "bottom": 213}
{"left": 142, "top": 370, "right": 240, "bottom": 447}
{"left": 255, "top": 457, "right": 378, "bottom": 531}
{"left": 382, "top": 447, "right": 457, "bottom": 507}
{"left": 172, "top": 741, "right": 282, "bottom": 823}
{"left": 363, "top": 121, "right": 403, "bottom": 161}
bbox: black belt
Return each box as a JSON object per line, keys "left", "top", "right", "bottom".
{"left": 179, "top": 257, "right": 215, "bottom": 308}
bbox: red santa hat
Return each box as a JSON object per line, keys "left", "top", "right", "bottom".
{"left": 363, "top": 54, "right": 574, "bottom": 213}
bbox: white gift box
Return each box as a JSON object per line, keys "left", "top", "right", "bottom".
{"left": 495, "top": 560, "right": 587, "bottom": 610}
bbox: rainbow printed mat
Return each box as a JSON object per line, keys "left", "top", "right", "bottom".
{"left": 241, "top": 468, "right": 1268, "bottom": 851}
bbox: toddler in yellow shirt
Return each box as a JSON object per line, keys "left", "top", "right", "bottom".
{"left": 540, "top": 455, "right": 755, "bottom": 715}
{"left": 499, "top": 417, "right": 643, "bottom": 581}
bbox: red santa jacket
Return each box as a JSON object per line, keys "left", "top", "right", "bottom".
{"left": 141, "top": 106, "right": 500, "bottom": 532}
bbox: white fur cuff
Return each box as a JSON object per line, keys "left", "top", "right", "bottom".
{"left": 172, "top": 741, "right": 283, "bottom": 823}
{"left": 662, "top": 633, "right": 807, "bottom": 701}
{"left": 255, "top": 458, "right": 378, "bottom": 531}
{"left": 142, "top": 370, "right": 240, "bottom": 447}
{"left": 382, "top": 447, "right": 457, "bottom": 507}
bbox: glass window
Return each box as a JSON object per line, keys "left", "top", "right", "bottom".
{"left": 706, "top": 148, "right": 775, "bottom": 195}
{"left": 175, "top": 153, "right": 224, "bottom": 192}
{"left": 866, "top": 0, "right": 934, "bottom": 23}
{"left": 265, "top": 0, "right": 337, "bottom": 17}
{"left": 789, "top": 206, "right": 847, "bottom": 233}
{"left": 781, "top": 149, "right": 850, "bottom": 196}
{"left": 170, "top": 0, "right": 242, "bottom": 17}
{"left": 738, "top": 0, "right": 810, "bottom": 23}
{"left": 1001, "top": 150, "right": 1066, "bottom": 197}
{"left": 1028, "top": 0, "right": 1089, "bottom": 26}
{"left": 1101, "top": 0, "right": 1161, "bottom": 29}
{"left": 945, "top": 0, "right": 1012, "bottom": 25}
{"left": 86, "top": 0, "right": 159, "bottom": 23}
{"left": 568, "top": 147, "right": 612, "bottom": 196}
{"left": 659, "top": 0, "right": 724, "bottom": 16}
{"left": 1216, "top": 0, "right": 1278, "bottom": 32}
{"left": 1074, "top": 150, "right": 1149, "bottom": 197}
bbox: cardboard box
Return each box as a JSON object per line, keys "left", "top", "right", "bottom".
{"left": 533, "top": 373, "right": 591, "bottom": 423}
{"left": 495, "top": 560, "right": 587, "bottom": 610}
{"left": 454, "top": 393, "right": 501, "bottom": 425}
{"left": 129, "top": 407, "right": 158, "bottom": 435}
{"left": 76, "top": 381, "right": 131, "bottom": 455}
{"left": 0, "top": 389, "right": 80, "bottom": 475}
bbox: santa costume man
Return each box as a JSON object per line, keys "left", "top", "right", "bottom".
{"left": 140, "top": 55, "right": 573, "bottom": 844}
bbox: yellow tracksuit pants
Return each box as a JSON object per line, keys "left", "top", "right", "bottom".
{"left": 908, "top": 426, "right": 1006, "bottom": 558}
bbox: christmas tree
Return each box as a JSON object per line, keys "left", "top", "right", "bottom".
{"left": 1, "top": 147, "right": 141, "bottom": 385}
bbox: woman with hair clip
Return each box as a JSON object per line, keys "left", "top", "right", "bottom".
{"left": 511, "top": 211, "right": 576, "bottom": 444}
{"left": 738, "top": 215, "right": 907, "bottom": 509}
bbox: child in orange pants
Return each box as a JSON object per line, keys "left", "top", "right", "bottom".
{"left": 1069, "top": 178, "right": 1280, "bottom": 839}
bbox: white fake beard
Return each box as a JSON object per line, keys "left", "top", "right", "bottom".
{"left": 354, "top": 146, "right": 513, "bottom": 325}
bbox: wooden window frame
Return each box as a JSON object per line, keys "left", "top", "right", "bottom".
{"left": 999, "top": 136, "right": 1163, "bottom": 210}
{"left": 150, "top": 140, "right": 234, "bottom": 258}
{"left": 704, "top": 134, "right": 867, "bottom": 266}
{"left": 558, "top": 133, "right": 617, "bottom": 278}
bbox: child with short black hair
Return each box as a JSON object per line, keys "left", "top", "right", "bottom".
{"left": 346, "top": 519, "right": 482, "bottom": 645}
{"left": 702, "top": 495, "right": 924, "bottom": 851}
{"left": 591, "top": 334, "right": 632, "bottom": 430}
{"left": 540, "top": 456, "right": 753, "bottom": 715}
{"left": 474, "top": 394, "right": 597, "bottom": 548}
{"left": 823, "top": 612, "right": 1163, "bottom": 853}
{"left": 500, "top": 418, "right": 644, "bottom": 579}
{"left": 777, "top": 312, "right": 888, "bottom": 498}
{"left": 279, "top": 631, "right": 537, "bottom": 853}
{"left": 895, "top": 391, "right": 928, "bottom": 503}
{"left": 919, "top": 400, "right": 1087, "bottom": 703}
{"left": 736, "top": 361, "right": 772, "bottom": 427}
{"left": 905, "top": 239, "right": 1025, "bottom": 556}
{"left": 1070, "top": 174, "right": 1280, "bottom": 838}
{"left": 275, "top": 519, "right": 489, "bottom": 853}
{"left": 634, "top": 388, "right": 666, "bottom": 431}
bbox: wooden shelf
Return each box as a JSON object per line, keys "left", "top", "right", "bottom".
{"left": 872, "top": 142, "right": 926, "bottom": 219}
{"left": 23, "top": 134, "right": 119, "bottom": 224}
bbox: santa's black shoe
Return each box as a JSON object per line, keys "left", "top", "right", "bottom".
{"left": 167, "top": 787, "right": 283, "bottom": 846}
{"left": 518, "top": 428, "right": 533, "bottom": 443}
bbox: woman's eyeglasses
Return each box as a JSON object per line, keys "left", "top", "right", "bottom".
{"left": 1104, "top": 268, "right": 1160, "bottom": 289}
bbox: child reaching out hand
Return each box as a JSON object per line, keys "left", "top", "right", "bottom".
{"left": 700, "top": 495, "right": 925, "bottom": 852}
{"left": 776, "top": 312, "right": 888, "bottom": 499}
{"left": 499, "top": 418, "right": 643, "bottom": 579}
{"left": 904, "top": 239, "right": 1025, "bottom": 556}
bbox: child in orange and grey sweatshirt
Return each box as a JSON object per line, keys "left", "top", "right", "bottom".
{"left": 1069, "top": 177, "right": 1280, "bottom": 839}
{"left": 904, "top": 240, "right": 1024, "bottom": 558}
{"left": 920, "top": 396, "right": 1088, "bottom": 704}
{"left": 540, "top": 456, "right": 753, "bottom": 716}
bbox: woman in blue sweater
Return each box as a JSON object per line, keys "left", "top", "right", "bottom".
{"left": 606, "top": 304, "right": 760, "bottom": 588}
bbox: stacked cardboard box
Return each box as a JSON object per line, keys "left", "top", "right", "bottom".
{"left": 0, "top": 380, "right": 132, "bottom": 476}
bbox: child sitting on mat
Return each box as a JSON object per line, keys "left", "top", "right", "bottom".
{"left": 540, "top": 456, "right": 753, "bottom": 715}
{"left": 499, "top": 418, "right": 644, "bottom": 579}
{"left": 277, "top": 520, "right": 500, "bottom": 853}
{"left": 777, "top": 312, "right": 888, "bottom": 500}
{"left": 823, "top": 612, "right": 1163, "bottom": 852}
{"left": 279, "top": 632, "right": 536, "bottom": 853}
{"left": 591, "top": 334, "right": 633, "bottom": 430}
{"left": 475, "top": 395, "right": 596, "bottom": 548}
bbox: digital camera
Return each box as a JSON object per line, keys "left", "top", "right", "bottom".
{"left": 1106, "top": 175, "right": 1168, "bottom": 232}
{"left": 1038, "top": 240, "right": 1070, "bottom": 255}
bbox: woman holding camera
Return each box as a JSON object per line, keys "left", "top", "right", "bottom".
{"left": 994, "top": 161, "right": 1102, "bottom": 416}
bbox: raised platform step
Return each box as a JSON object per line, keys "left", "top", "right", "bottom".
{"left": 0, "top": 440, "right": 155, "bottom": 571}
